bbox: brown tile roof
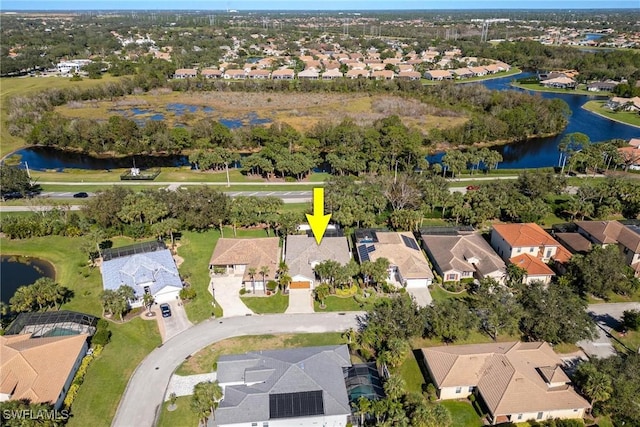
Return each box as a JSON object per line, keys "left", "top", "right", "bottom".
{"left": 576, "top": 220, "right": 624, "bottom": 244}
{"left": 554, "top": 232, "right": 593, "bottom": 254}
{"left": 510, "top": 254, "right": 555, "bottom": 277}
{"left": 367, "top": 232, "right": 433, "bottom": 280}
{"left": 422, "top": 233, "right": 506, "bottom": 279}
{"left": 1, "top": 334, "right": 87, "bottom": 405}
{"left": 422, "top": 342, "right": 590, "bottom": 417}
{"left": 492, "top": 223, "right": 559, "bottom": 248}
{"left": 209, "top": 238, "right": 280, "bottom": 282}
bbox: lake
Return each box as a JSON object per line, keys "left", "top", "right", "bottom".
{"left": 0, "top": 256, "right": 56, "bottom": 304}
{"left": 427, "top": 72, "right": 640, "bottom": 169}
{"left": 7, "top": 74, "right": 640, "bottom": 170}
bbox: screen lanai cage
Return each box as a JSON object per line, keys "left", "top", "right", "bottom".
{"left": 4, "top": 310, "right": 97, "bottom": 338}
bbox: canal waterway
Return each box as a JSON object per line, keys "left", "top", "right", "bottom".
{"left": 8, "top": 72, "right": 640, "bottom": 170}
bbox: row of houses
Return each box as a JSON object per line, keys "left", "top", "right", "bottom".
{"left": 210, "top": 338, "right": 591, "bottom": 427}
{"left": 174, "top": 67, "right": 424, "bottom": 81}
{"left": 423, "top": 62, "right": 511, "bottom": 80}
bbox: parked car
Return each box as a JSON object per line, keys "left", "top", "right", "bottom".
{"left": 73, "top": 192, "right": 89, "bottom": 198}
{"left": 466, "top": 185, "right": 480, "bottom": 191}
{"left": 160, "top": 303, "right": 172, "bottom": 318}
{"left": 2, "top": 192, "right": 23, "bottom": 200}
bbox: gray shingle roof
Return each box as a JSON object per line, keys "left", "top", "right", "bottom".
{"left": 100, "top": 249, "right": 181, "bottom": 297}
{"left": 213, "top": 345, "right": 352, "bottom": 425}
{"left": 285, "top": 235, "right": 351, "bottom": 282}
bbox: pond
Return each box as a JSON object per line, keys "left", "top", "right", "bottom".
{"left": 0, "top": 255, "right": 56, "bottom": 304}
{"left": 427, "top": 72, "right": 640, "bottom": 169}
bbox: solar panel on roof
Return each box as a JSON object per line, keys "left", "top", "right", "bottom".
{"left": 269, "top": 391, "right": 324, "bottom": 419}
{"left": 367, "top": 246, "right": 376, "bottom": 253}
{"left": 357, "top": 244, "right": 370, "bottom": 262}
{"left": 401, "top": 235, "right": 420, "bottom": 250}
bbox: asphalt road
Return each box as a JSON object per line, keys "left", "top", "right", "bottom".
{"left": 579, "top": 302, "right": 640, "bottom": 359}
{"left": 111, "top": 312, "right": 361, "bottom": 427}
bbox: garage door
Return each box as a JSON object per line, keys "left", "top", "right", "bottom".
{"left": 289, "top": 281, "right": 311, "bottom": 289}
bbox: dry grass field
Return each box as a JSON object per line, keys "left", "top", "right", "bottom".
{"left": 55, "top": 90, "right": 468, "bottom": 134}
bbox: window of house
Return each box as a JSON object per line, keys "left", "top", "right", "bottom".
{"left": 517, "top": 248, "right": 521, "bottom": 253}
{"left": 468, "top": 386, "right": 474, "bottom": 392}
{"left": 251, "top": 424, "right": 257, "bottom": 427}
{"left": 537, "top": 412, "right": 543, "bottom": 420}
{"left": 455, "top": 387, "right": 462, "bottom": 394}
{"left": 545, "top": 250, "right": 552, "bottom": 258}
{"left": 517, "top": 414, "right": 523, "bottom": 420}
{"left": 263, "top": 423, "right": 269, "bottom": 427}
{"left": 447, "top": 274, "right": 457, "bottom": 281}
{"left": 529, "top": 247, "right": 534, "bottom": 253}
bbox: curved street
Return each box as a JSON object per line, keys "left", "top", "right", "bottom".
{"left": 111, "top": 312, "right": 362, "bottom": 427}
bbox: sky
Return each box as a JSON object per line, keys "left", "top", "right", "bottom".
{"left": 2, "top": 0, "right": 639, "bottom": 10}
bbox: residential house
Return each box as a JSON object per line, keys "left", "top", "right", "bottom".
{"left": 1, "top": 333, "right": 88, "bottom": 409}
{"left": 297, "top": 69, "right": 320, "bottom": 79}
{"left": 346, "top": 69, "right": 369, "bottom": 79}
{"left": 101, "top": 243, "right": 184, "bottom": 305}
{"left": 322, "top": 68, "right": 343, "bottom": 79}
{"left": 271, "top": 68, "right": 295, "bottom": 80}
{"left": 490, "top": 223, "right": 571, "bottom": 284}
{"left": 247, "top": 69, "right": 271, "bottom": 79}
{"left": 421, "top": 341, "right": 590, "bottom": 425}
{"left": 212, "top": 345, "right": 353, "bottom": 427}
{"left": 397, "top": 71, "right": 422, "bottom": 81}
{"left": 284, "top": 235, "right": 351, "bottom": 289}
{"left": 618, "top": 143, "right": 640, "bottom": 170}
{"left": 541, "top": 76, "right": 577, "bottom": 89}
{"left": 209, "top": 238, "right": 280, "bottom": 290}
{"left": 424, "top": 70, "right": 452, "bottom": 80}
{"left": 422, "top": 232, "right": 506, "bottom": 284}
{"left": 452, "top": 67, "right": 474, "bottom": 79}
{"left": 56, "top": 59, "right": 92, "bottom": 74}
{"left": 469, "top": 66, "right": 489, "bottom": 77}
{"left": 553, "top": 232, "right": 593, "bottom": 255}
{"left": 575, "top": 220, "right": 640, "bottom": 277}
{"left": 354, "top": 230, "right": 434, "bottom": 288}
{"left": 173, "top": 68, "right": 198, "bottom": 79}
{"left": 606, "top": 96, "right": 640, "bottom": 111}
{"left": 224, "top": 69, "right": 246, "bottom": 79}
{"left": 371, "top": 70, "right": 394, "bottom": 80}
{"left": 201, "top": 68, "right": 222, "bottom": 79}
{"left": 586, "top": 81, "right": 619, "bottom": 92}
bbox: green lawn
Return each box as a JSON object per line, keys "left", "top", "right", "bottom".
{"left": 176, "top": 333, "right": 346, "bottom": 375}
{"left": 429, "top": 284, "right": 468, "bottom": 302}
{"left": 241, "top": 292, "right": 289, "bottom": 313}
{"left": 68, "top": 318, "right": 161, "bottom": 427}
{"left": 157, "top": 396, "right": 200, "bottom": 427}
{"left": 512, "top": 82, "right": 595, "bottom": 96}
{"left": 440, "top": 400, "right": 483, "bottom": 427}
{"left": 582, "top": 100, "right": 640, "bottom": 128}
{"left": 313, "top": 295, "right": 377, "bottom": 312}
{"left": 396, "top": 351, "right": 425, "bottom": 394}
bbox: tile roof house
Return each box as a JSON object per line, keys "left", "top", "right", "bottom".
{"left": 397, "top": 71, "right": 422, "bottom": 81}
{"left": 201, "top": 68, "right": 222, "bottom": 79}
{"left": 321, "top": 68, "right": 343, "bottom": 79}
{"left": 211, "top": 345, "right": 352, "bottom": 427}
{"left": 490, "top": 224, "right": 571, "bottom": 284}
{"left": 271, "top": 68, "right": 295, "bottom": 80}
{"left": 0, "top": 333, "right": 88, "bottom": 409}
{"left": 422, "top": 232, "right": 507, "bottom": 284}
{"left": 285, "top": 235, "right": 351, "bottom": 289}
{"left": 173, "top": 68, "right": 198, "bottom": 79}
{"left": 355, "top": 231, "right": 434, "bottom": 288}
{"left": 575, "top": 220, "right": 640, "bottom": 277}
{"left": 424, "top": 70, "right": 452, "bottom": 80}
{"left": 297, "top": 68, "right": 320, "bottom": 79}
{"left": 101, "top": 248, "right": 183, "bottom": 305}
{"left": 209, "top": 238, "right": 280, "bottom": 290}
{"left": 421, "top": 341, "right": 590, "bottom": 425}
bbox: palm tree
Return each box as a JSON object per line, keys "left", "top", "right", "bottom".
{"left": 353, "top": 396, "right": 372, "bottom": 426}
{"left": 143, "top": 293, "right": 154, "bottom": 314}
{"left": 259, "top": 266, "right": 270, "bottom": 294}
{"left": 583, "top": 370, "right": 613, "bottom": 408}
{"left": 383, "top": 375, "right": 406, "bottom": 401}
{"left": 342, "top": 327, "right": 356, "bottom": 344}
{"left": 248, "top": 267, "right": 257, "bottom": 294}
{"left": 314, "top": 284, "right": 330, "bottom": 309}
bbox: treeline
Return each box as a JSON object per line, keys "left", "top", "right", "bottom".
{"left": 10, "top": 73, "right": 570, "bottom": 161}
{"left": 461, "top": 40, "right": 640, "bottom": 81}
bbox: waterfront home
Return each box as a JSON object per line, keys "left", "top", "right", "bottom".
{"left": 575, "top": 220, "right": 640, "bottom": 277}
{"left": 285, "top": 235, "right": 351, "bottom": 289}
{"left": 173, "top": 68, "right": 198, "bottom": 79}
{"left": 424, "top": 70, "right": 452, "bottom": 80}
{"left": 209, "top": 238, "right": 280, "bottom": 291}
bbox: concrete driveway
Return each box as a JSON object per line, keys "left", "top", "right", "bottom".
{"left": 209, "top": 274, "right": 253, "bottom": 317}
{"left": 112, "top": 312, "right": 363, "bottom": 427}
{"left": 578, "top": 302, "right": 640, "bottom": 358}
{"left": 407, "top": 287, "right": 433, "bottom": 307}
{"left": 285, "top": 289, "right": 314, "bottom": 313}
{"left": 158, "top": 301, "right": 192, "bottom": 343}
